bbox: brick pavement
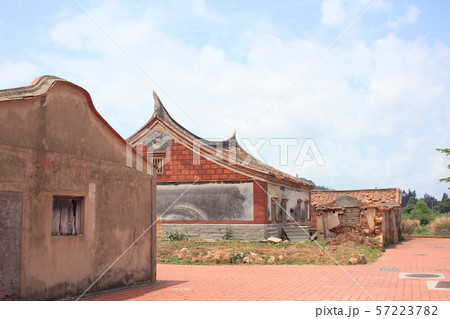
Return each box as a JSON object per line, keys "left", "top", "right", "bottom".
{"left": 88, "top": 238, "right": 450, "bottom": 301}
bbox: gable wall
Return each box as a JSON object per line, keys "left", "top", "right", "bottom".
{"left": 0, "top": 82, "right": 155, "bottom": 300}
{"left": 144, "top": 140, "right": 270, "bottom": 224}
{"left": 156, "top": 141, "right": 252, "bottom": 183}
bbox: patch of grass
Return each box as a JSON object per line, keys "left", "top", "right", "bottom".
{"left": 411, "top": 225, "right": 431, "bottom": 236}
{"left": 163, "top": 230, "right": 189, "bottom": 241}
{"left": 229, "top": 252, "right": 245, "bottom": 264}
{"left": 361, "top": 245, "right": 381, "bottom": 262}
{"left": 157, "top": 233, "right": 384, "bottom": 266}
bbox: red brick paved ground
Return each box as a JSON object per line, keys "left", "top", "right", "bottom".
{"left": 88, "top": 238, "right": 450, "bottom": 301}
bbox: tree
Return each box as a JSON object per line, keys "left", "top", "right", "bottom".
{"left": 402, "top": 189, "right": 417, "bottom": 207}
{"left": 436, "top": 148, "right": 450, "bottom": 189}
{"left": 434, "top": 199, "right": 450, "bottom": 214}
{"left": 401, "top": 204, "right": 416, "bottom": 216}
{"left": 314, "top": 185, "right": 333, "bottom": 190}
{"left": 442, "top": 193, "right": 448, "bottom": 202}
{"left": 421, "top": 193, "right": 438, "bottom": 210}
{"left": 406, "top": 200, "right": 435, "bottom": 225}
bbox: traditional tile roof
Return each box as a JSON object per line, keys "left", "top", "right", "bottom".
{"left": 0, "top": 75, "right": 66, "bottom": 101}
{"left": 311, "top": 188, "right": 402, "bottom": 209}
{"left": 128, "top": 92, "right": 314, "bottom": 190}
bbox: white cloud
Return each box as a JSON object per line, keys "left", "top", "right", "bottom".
{"left": 320, "top": 0, "right": 391, "bottom": 28}
{"left": 388, "top": 4, "right": 420, "bottom": 29}
{"left": 1, "top": 0, "right": 449, "bottom": 198}
{"left": 321, "top": 0, "right": 347, "bottom": 27}
{"left": 0, "top": 59, "right": 39, "bottom": 88}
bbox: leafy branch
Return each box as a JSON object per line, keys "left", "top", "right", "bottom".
{"left": 436, "top": 148, "right": 450, "bottom": 187}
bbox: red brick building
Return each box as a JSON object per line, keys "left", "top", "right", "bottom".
{"left": 128, "top": 93, "right": 314, "bottom": 240}
{"left": 311, "top": 188, "right": 402, "bottom": 244}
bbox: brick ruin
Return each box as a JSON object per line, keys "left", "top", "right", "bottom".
{"left": 311, "top": 189, "right": 402, "bottom": 244}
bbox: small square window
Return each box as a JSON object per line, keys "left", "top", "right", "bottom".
{"left": 51, "top": 196, "right": 83, "bottom": 236}
{"left": 152, "top": 157, "right": 164, "bottom": 174}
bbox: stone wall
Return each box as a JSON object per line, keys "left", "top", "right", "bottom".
{"left": 340, "top": 208, "right": 360, "bottom": 226}
{"left": 162, "top": 223, "right": 284, "bottom": 241}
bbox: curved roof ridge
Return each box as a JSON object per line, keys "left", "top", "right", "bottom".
{"left": 0, "top": 75, "right": 67, "bottom": 102}
{"left": 225, "top": 128, "right": 236, "bottom": 141}
{"left": 231, "top": 138, "right": 314, "bottom": 187}
{"left": 129, "top": 92, "right": 315, "bottom": 189}
{"left": 0, "top": 75, "right": 149, "bottom": 163}
{"left": 129, "top": 92, "right": 241, "bottom": 148}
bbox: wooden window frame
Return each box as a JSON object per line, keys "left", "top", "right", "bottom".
{"left": 51, "top": 196, "right": 83, "bottom": 236}
{"left": 152, "top": 157, "right": 164, "bottom": 174}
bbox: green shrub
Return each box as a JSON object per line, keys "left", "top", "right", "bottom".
{"left": 411, "top": 225, "right": 430, "bottom": 236}
{"left": 383, "top": 236, "right": 392, "bottom": 248}
{"left": 402, "top": 200, "right": 436, "bottom": 225}
{"left": 223, "top": 226, "right": 233, "bottom": 240}
{"left": 164, "top": 230, "right": 189, "bottom": 241}
{"left": 229, "top": 252, "right": 245, "bottom": 264}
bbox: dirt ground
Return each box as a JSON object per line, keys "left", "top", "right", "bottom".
{"left": 157, "top": 233, "right": 383, "bottom": 266}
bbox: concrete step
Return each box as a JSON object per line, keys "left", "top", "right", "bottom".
{"left": 283, "top": 226, "right": 310, "bottom": 242}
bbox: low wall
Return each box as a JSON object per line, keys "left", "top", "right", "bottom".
{"left": 161, "top": 223, "right": 284, "bottom": 241}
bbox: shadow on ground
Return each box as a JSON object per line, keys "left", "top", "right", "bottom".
{"left": 81, "top": 280, "right": 187, "bottom": 301}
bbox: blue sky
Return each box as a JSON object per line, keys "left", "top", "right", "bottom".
{"left": 1, "top": 0, "right": 449, "bottom": 199}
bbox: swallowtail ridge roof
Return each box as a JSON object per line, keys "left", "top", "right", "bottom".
{"left": 128, "top": 92, "right": 314, "bottom": 190}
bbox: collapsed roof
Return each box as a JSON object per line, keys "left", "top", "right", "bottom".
{"left": 311, "top": 188, "right": 402, "bottom": 209}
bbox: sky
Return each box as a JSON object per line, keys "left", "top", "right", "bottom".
{"left": 1, "top": 0, "right": 449, "bottom": 199}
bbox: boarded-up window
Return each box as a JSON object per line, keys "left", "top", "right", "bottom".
{"left": 52, "top": 197, "right": 82, "bottom": 236}
{"left": 153, "top": 157, "right": 164, "bottom": 174}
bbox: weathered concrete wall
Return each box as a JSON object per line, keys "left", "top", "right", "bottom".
{"left": 362, "top": 208, "right": 375, "bottom": 232}
{"left": 158, "top": 182, "right": 253, "bottom": 221}
{"left": 0, "top": 191, "right": 22, "bottom": 300}
{"left": 267, "top": 184, "right": 310, "bottom": 222}
{"left": 162, "top": 223, "right": 283, "bottom": 240}
{"left": 0, "top": 81, "right": 155, "bottom": 300}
